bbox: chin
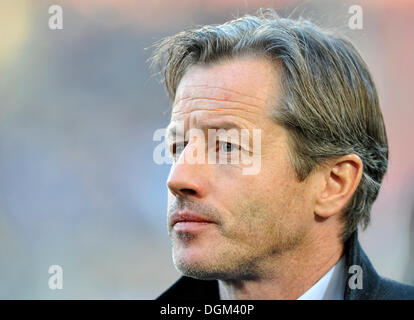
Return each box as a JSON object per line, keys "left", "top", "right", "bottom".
{"left": 172, "top": 249, "right": 259, "bottom": 281}
{"left": 172, "top": 246, "right": 218, "bottom": 279}
{"left": 174, "top": 259, "right": 219, "bottom": 280}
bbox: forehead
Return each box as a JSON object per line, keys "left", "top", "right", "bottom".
{"left": 172, "top": 56, "right": 280, "bottom": 123}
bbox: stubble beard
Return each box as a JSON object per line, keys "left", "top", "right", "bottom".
{"left": 170, "top": 204, "right": 308, "bottom": 282}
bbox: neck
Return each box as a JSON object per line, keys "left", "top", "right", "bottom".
{"left": 218, "top": 228, "right": 344, "bottom": 300}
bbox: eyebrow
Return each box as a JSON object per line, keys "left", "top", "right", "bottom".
{"left": 166, "top": 120, "right": 245, "bottom": 139}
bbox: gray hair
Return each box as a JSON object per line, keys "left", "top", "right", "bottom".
{"left": 149, "top": 9, "right": 389, "bottom": 242}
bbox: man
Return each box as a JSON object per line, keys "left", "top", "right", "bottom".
{"left": 150, "top": 9, "right": 414, "bottom": 299}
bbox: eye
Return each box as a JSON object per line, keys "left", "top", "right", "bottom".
{"left": 171, "top": 142, "right": 187, "bottom": 157}
{"left": 218, "top": 141, "right": 239, "bottom": 153}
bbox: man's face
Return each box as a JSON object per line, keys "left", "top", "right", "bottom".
{"left": 166, "top": 56, "right": 316, "bottom": 280}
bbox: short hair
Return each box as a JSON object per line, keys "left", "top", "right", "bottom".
{"left": 149, "top": 9, "right": 389, "bottom": 241}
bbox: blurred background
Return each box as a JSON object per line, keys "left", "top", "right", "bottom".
{"left": 0, "top": 0, "right": 413, "bottom": 299}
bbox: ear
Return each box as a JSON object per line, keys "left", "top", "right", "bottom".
{"left": 314, "top": 154, "right": 363, "bottom": 219}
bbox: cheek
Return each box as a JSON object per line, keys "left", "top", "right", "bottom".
{"left": 167, "top": 190, "right": 175, "bottom": 208}
{"left": 211, "top": 159, "right": 292, "bottom": 212}
{"left": 255, "top": 162, "right": 296, "bottom": 201}
{"left": 251, "top": 162, "right": 311, "bottom": 227}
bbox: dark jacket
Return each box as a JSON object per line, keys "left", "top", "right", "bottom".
{"left": 158, "top": 230, "right": 414, "bottom": 300}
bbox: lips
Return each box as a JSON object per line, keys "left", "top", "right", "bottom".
{"left": 170, "top": 211, "right": 215, "bottom": 227}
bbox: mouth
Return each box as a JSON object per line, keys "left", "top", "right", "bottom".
{"left": 170, "top": 211, "right": 216, "bottom": 232}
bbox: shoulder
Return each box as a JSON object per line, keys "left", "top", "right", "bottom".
{"left": 157, "top": 276, "right": 219, "bottom": 300}
{"left": 344, "top": 231, "right": 414, "bottom": 300}
{"left": 374, "top": 276, "right": 414, "bottom": 300}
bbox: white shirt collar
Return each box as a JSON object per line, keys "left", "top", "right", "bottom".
{"left": 297, "top": 255, "right": 346, "bottom": 300}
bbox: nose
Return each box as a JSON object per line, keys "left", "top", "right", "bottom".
{"left": 166, "top": 147, "right": 209, "bottom": 199}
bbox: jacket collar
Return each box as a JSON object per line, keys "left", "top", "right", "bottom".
{"left": 343, "top": 229, "right": 381, "bottom": 299}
